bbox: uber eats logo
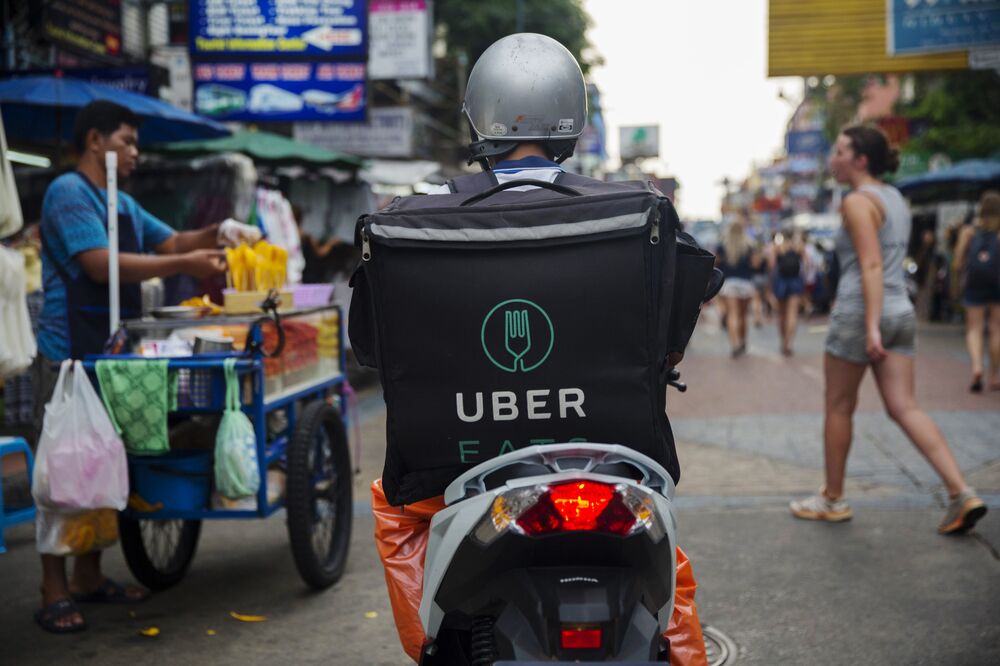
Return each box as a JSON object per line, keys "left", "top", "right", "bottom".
{"left": 480, "top": 298, "right": 554, "bottom": 373}
{"left": 456, "top": 298, "right": 586, "bottom": 434}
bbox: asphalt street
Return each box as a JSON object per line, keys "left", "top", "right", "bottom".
{"left": 1, "top": 311, "right": 997, "bottom": 665}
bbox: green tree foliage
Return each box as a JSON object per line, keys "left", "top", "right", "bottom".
{"left": 435, "top": 0, "right": 600, "bottom": 73}
{"left": 820, "top": 70, "right": 1000, "bottom": 161}
{"left": 904, "top": 71, "right": 1000, "bottom": 160}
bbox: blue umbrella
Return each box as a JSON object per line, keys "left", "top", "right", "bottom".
{"left": 0, "top": 75, "right": 230, "bottom": 147}
{"left": 896, "top": 159, "right": 1000, "bottom": 192}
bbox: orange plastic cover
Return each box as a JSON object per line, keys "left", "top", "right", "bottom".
{"left": 371, "top": 479, "right": 708, "bottom": 665}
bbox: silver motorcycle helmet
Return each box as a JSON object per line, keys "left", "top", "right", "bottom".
{"left": 462, "top": 33, "right": 587, "bottom": 167}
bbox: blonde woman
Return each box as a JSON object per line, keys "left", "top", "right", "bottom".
{"left": 953, "top": 190, "right": 1000, "bottom": 392}
{"left": 791, "top": 125, "right": 986, "bottom": 535}
{"left": 716, "top": 222, "right": 756, "bottom": 357}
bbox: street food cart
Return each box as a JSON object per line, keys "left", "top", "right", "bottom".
{"left": 83, "top": 298, "right": 352, "bottom": 590}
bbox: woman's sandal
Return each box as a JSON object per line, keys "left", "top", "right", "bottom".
{"left": 34, "top": 598, "right": 87, "bottom": 634}
{"left": 969, "top": 374, "right": 983, "bottom": 393}
{"left": 71, "top": 578, "right": 149, "bottom": 604}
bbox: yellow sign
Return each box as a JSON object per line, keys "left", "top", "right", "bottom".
{"left": 769, "top": 0, "right": 968, "bottom": 77}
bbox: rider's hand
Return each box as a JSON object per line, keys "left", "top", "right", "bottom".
{"left": 865, "top": 327, "right": 886, "bottom": 363}
{"left": 182, "top": 249, "right": 227, "bottom": 279}
{"left": 667, "top": 351, "right": 685, "bottom": 367}
{"left": 217, "top": 218, "right": 262, "bottom": 247}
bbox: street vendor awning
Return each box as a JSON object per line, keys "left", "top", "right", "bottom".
{"left": 156, "top": 131, "right": 364, "bottom": 170}
{"left": 896, "top": 159, "right": 1000, "bottom": 191}
{"left": 896, "top": 159, "right": 1000, "bottom": 204}
{"left": 0, "top": 75, "right": 230, "bottom": 146}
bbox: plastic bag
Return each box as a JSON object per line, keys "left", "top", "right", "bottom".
{"left": 31, "top": 360, "right": 128, "bottom": 511}
{"left": 370, "top": 479, "right": 708, "bottom": 664}
{"left": 214, "top": 358, "right": 259, "bottom": 499}
{"left": 35, "top": 507, "right": 119, "bottom": 556}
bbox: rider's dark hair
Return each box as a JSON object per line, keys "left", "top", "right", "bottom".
{"left": 841, "top": 125, "right": 899, "bottom": 177}
{"left": 73, "top": 100, "right": 142, "bottom": 153}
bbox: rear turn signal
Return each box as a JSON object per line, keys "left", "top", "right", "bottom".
{"left": 561, "top": 626, "right": 602, "bottom": 650}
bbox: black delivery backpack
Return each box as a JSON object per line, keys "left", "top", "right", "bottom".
{"left": 350, "top": 171, "right": 717, "bottom": 506}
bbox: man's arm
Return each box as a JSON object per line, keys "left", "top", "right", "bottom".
{"left": 77, "top": 247, "right": 225, "bottom": 283}
{"left": 154, "top": 224, "right": 221, "bottom": 255}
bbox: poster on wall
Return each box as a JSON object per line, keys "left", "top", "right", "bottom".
{"left": 189, "top": 0, "right": 367, "bottom": 59}
{"left": 369, "top": 0, "right": 433, "bottom": 80}
{"left": 193, "top": 62, "right": 366, "bottom": 122}
{"left": 44, "top": 0, "right": 123, "bottom": 61}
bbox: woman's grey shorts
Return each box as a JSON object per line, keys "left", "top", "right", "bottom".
{"left": 825, "top": 310, "right": 916, "bottom": 364}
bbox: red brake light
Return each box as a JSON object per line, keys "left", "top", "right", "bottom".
{"left": 550, "top": 481, "right": 614, "bottom": 530}
{"left": 561, "top": 626, "right": 602, "bottom": 649}
{"left": 515, "top": 481, "right": 637, "bottom": 536}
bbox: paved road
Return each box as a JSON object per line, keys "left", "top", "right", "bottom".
{"left": 1, "top": 311, "right": 997, "bottom": 664}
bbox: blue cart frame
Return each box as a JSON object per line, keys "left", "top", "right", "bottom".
{"left": 82, "top": 304, "right": 353, "bottom": 590}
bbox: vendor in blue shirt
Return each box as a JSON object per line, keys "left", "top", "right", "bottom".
{"left": 32, "top": 100, "right": 259, "bottom": 634}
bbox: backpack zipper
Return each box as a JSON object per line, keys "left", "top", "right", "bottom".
{"left": 361, "top": 226, "right": 372, "bottom": 261}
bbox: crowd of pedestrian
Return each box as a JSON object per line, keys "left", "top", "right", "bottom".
{"left": 714, "top": 223, "right": 835, "bottom": 358}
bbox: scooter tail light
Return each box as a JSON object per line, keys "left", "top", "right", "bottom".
{"left": 517, "top": 481, "right": 638, "bottom": 536}
{"left": 561, "top": 626, "right": 602, "bottom": 650}
{"left": 472, "top": 480, "right": 665, "bottom": 544}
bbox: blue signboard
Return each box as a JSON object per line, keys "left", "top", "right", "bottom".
{"left": 786, "top": 130, "right": 829, "bottom": 156}
{"left": 889, "top": 0, "right": 1000, "bottom": 55}
{"left": 190, "top": 0, "right": 367, "bottom": 59}
{"left": 192, "top": 62, "right": 366, "bottom": 122}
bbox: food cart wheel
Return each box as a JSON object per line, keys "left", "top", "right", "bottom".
{"left": 286, "top": 400, "right": 352, "bottom": 589}
{"left": 119, "top": 517, "right": 202, "bottom": 591}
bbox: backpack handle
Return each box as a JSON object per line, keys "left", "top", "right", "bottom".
{"left": 459, "top": 179, "right": 582, "bottom": 206}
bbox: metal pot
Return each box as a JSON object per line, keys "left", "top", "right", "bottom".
{"left": 192, "top": 333, "right": 234, "bottom": 354}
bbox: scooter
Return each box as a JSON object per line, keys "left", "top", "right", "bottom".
{"left": 415, "top": 264, "right": 722, "bottom": 664}
{"left": 417, "top": 439, "right": 679, "bottom": 664}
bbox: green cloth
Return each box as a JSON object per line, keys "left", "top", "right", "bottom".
{"left": 95, "top": 360, "right": 178, "bottom": 456}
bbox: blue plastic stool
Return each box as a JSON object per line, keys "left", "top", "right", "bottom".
{"left": 0, "top": 437, "right": 36, "bottom": 554}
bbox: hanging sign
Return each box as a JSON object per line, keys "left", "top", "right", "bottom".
{"left": 193, "top": 62, "right": 366, "bottom": 122}
{"left": 888, "top": 0, "right": 1000, "bottom": 55}
{"left": 44, "top": 0, "right": 123, "bottom": 61}
{"left": 189, "top": 0, "right": 367, "bottom": 59}
{"left": 369, "top": 0, "right": 433, "bottom": 80}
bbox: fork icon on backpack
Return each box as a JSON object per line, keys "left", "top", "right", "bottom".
{"left": 504, "top": 309, "right": 532, "bottom": 372}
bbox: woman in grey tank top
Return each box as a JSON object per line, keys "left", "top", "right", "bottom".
{"left": 790, "top": 126, "right": 986, "bottom": 534}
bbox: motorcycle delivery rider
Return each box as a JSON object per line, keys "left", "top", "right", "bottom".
{"left": 366, "top": 33, "right": 709, "bottom": 665}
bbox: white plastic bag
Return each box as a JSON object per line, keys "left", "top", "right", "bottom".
{"left": 214, "top": 358, "right": 260, "bottom": 499}
{"left": 32, "top": 361, "right": 129, "bottom": 511}
{"left": 35, "top": 508, "right": 119, "bottom": 556}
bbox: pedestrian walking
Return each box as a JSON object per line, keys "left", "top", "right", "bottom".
{"left": 790, "top": 125, "right": 987, "bottom": 535}
{"left": 770, "top": 228, "right": 806, "bottom": 355}
{"left": 952, "top": 190, "right": 1000, "bottom": 392}
{"left": 716, "top": 222, "right": 757, "bottom": 357}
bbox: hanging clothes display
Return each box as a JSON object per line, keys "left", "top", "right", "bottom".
{"left": 251, "top": 186, "right": 304, "bottom": 285}
{"left": 0, "top": 246, "right": 37, "bottom": 378}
